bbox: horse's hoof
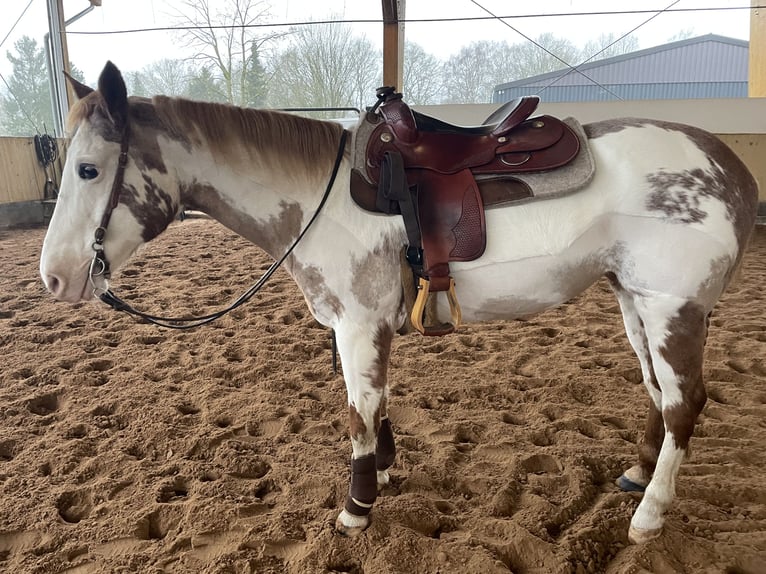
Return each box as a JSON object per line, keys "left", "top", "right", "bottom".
{"left": 617, "top": 474, "right": 647, "bottom": 492}
{"left": 377, "top": 469, "right": 390, "bottom": 491}
{"left": 628, "top": 525, "right": 662, "bottom": 544}
{"left": 335, "top": 510, "right": 371, "bottom": 537}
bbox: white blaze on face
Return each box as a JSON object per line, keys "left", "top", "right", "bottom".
{"left": 39, "top": 122, "right": 145, "bottom": 302}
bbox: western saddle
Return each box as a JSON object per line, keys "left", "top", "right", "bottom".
{"left": 350, "top": 87, "right": 580, "bottom": 336}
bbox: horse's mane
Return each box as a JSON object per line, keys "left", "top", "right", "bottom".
{"left": 68, "top": 92, "right": 346, "bottom": 179}
{"left": 151, "top": 96, "right": 346, "bottom": 176}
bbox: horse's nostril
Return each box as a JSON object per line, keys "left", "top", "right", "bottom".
{"left": 45, "top": 274, "right": 61, "bottom": 295}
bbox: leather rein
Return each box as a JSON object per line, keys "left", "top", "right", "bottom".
{"left": 88, "top": 125, "right": 349, "bottom": 330}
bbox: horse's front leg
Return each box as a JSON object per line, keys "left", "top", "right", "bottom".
{"left": 333, "top": 321, "right": 396, "bottom": 536}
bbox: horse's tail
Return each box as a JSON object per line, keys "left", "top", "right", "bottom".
{"left": 712, "top": 133, "right": 760, "bottom": 290}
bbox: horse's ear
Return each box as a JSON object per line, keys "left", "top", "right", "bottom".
{"left": 64, "top": 71, "right": 94, "bottom": 100}
{"left": 97, "top": 61, "right": 128, "bottom": 131}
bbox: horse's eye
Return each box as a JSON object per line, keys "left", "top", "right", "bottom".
{"left": 78, "top": 163, "right": 99, "bottom": 180}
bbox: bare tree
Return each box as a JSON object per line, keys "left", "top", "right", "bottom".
{"left": 581, "top": 33, "right": 641, "bottom": 62}
{"left": 402, "top": 41, "right": 442, "bottom": 105}
{"left": 127, "top": 59, "right": 190, "bottom": 97}
{"left": 441, "top": 41, "right": 497, "bottom": 103}
{"left": 512, "top": 33, "right": 581, "bottom": 78}
{"left": 441, "top": 34, "right": 582, "bottom": 104}
{"left": 265, "top": 20, "right": 380, "bottom": 114}
{"left": 667, "top": 28, "right": 697, "bottom": 42}
{"left": 175, "top": 0, "right": 281, "bottom": 106}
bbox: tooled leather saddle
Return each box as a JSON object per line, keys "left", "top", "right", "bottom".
{"left": 350, "top": 87, "right": 580, "bottom": 336}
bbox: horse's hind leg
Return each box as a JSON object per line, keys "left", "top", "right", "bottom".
{"left": 627, "top": 296, "right": 708, "bottom": 544}
{"left": 608, "top": 277, "right": 665, "bottom": 492}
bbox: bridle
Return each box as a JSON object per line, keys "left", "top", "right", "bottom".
{"left": 88, "top": 125, "right": 130, "bottom": 283}
{"left": 88, "top": 123, "right": 349, "bottom": 330}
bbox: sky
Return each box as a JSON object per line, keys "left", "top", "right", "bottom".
{"left": 0, "top": 0, "right": 754, "bottom": 84}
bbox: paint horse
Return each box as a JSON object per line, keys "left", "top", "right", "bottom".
{"left": 40, "top": 62, "right": 757, "bottom": 544}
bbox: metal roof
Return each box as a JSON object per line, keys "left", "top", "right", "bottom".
{"left": 493, "top": 34, "right": 749, "bottom": 103}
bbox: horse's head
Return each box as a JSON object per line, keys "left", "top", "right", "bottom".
{"left": 40, "top": 61, "right": 180, "bottom": 302}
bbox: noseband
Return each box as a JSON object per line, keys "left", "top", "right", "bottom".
{"left": 88, "top": 123, "right": 349, "bottom": 330}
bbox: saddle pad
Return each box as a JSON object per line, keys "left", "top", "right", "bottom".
{"left": 350, "top": 113, "right": 596, "bottom": 210}
{"left": 479, "top": 117, "right": 595, "bottom": 209}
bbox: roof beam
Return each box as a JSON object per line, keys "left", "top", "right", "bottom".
{"left": 382, "top": 0, "right": 405, "bottom": 91}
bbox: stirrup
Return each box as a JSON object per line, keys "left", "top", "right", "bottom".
{"left": 411, "top": 277, "right": 462, "bottom": 336}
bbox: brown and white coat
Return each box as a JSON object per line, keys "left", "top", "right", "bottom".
{"left": 40, "top": 63, "right": 758, "bottom": 544}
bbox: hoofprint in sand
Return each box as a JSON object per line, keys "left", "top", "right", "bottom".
{"left": 2, "top": 220, "right": 765, "bottom": 573}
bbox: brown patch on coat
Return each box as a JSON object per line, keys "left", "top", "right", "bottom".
{"left": 659, "top": 302, "right": 708, "bottom": 451}
{"left": 126, "top": 99, "right": 172, "bottom": 174}
{"left": 584, "top": 118, "right": 681, "bottom": 139}
{"left": 677, "top": 125, "right": 758, "bottom": 257}
{"left": 121, "top": 174, "right": 177, "bottom": 242}
{"left": 646, "top": 169, "right": 709, "bottom": 224}
{"left": 289, "top": 262, "right": 345, "bottom": 321}
{"left": 638, "top": 399, "right": 665, "bottom": 474}
{"left": 180, "top": 181, "right": 304, "bottom": 259}
{"left": 366, "top": 322, "right": 394, "bottom": 391}
{"left": 348, "top": 404, "right": 367, "bottom": 440}
{"left": 351, "top": 238, "right": 403, "bottom": 311}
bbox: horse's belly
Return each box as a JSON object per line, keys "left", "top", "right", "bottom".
{"left": 443, "top": 252, "right": 603, "bottom": 322}
{"left": 440, "top": 205, "right": 611, "bottom": 322}
{"left": 440, "top": 212, "right": 736, "bottom": 323}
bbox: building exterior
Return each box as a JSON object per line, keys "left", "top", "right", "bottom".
{"left": 493, "top": 34, "right": 748, "bottom": 104}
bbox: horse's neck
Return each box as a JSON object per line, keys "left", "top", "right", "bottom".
{"left": 170, "top": 111, "right": 339, "bottom": 259}
{"left": 177, "top": 159, "right": 325, "bottom": 260}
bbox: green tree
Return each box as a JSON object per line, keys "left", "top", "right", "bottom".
{"left": 1, "top": 36, "right": 53, "bottom": 135}
{"left": 0, "top": 35, "right": 85, "bottom": 136}
{"left": 185, "top": 65, "right": 227, "bottom": 102}
{"left": 243, "top": 43, "right": 267, "bottom": 107}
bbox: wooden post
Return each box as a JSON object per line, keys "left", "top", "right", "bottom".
{"left": 750, "top": 0, "right": 766, "bottom": 96}
{"left": 382, "top": 0, "right": 405, "bottom": 91}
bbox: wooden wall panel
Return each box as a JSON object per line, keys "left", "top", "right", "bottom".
{"left": 717, "top": 134, "right": 766, "bottom": 202}
{"left": 0, "top": 137, "right": 67, "bottom": 205}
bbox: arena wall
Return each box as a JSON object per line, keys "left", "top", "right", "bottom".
{"left": 0, "top": 137, "right": 66, "bottom": 228}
